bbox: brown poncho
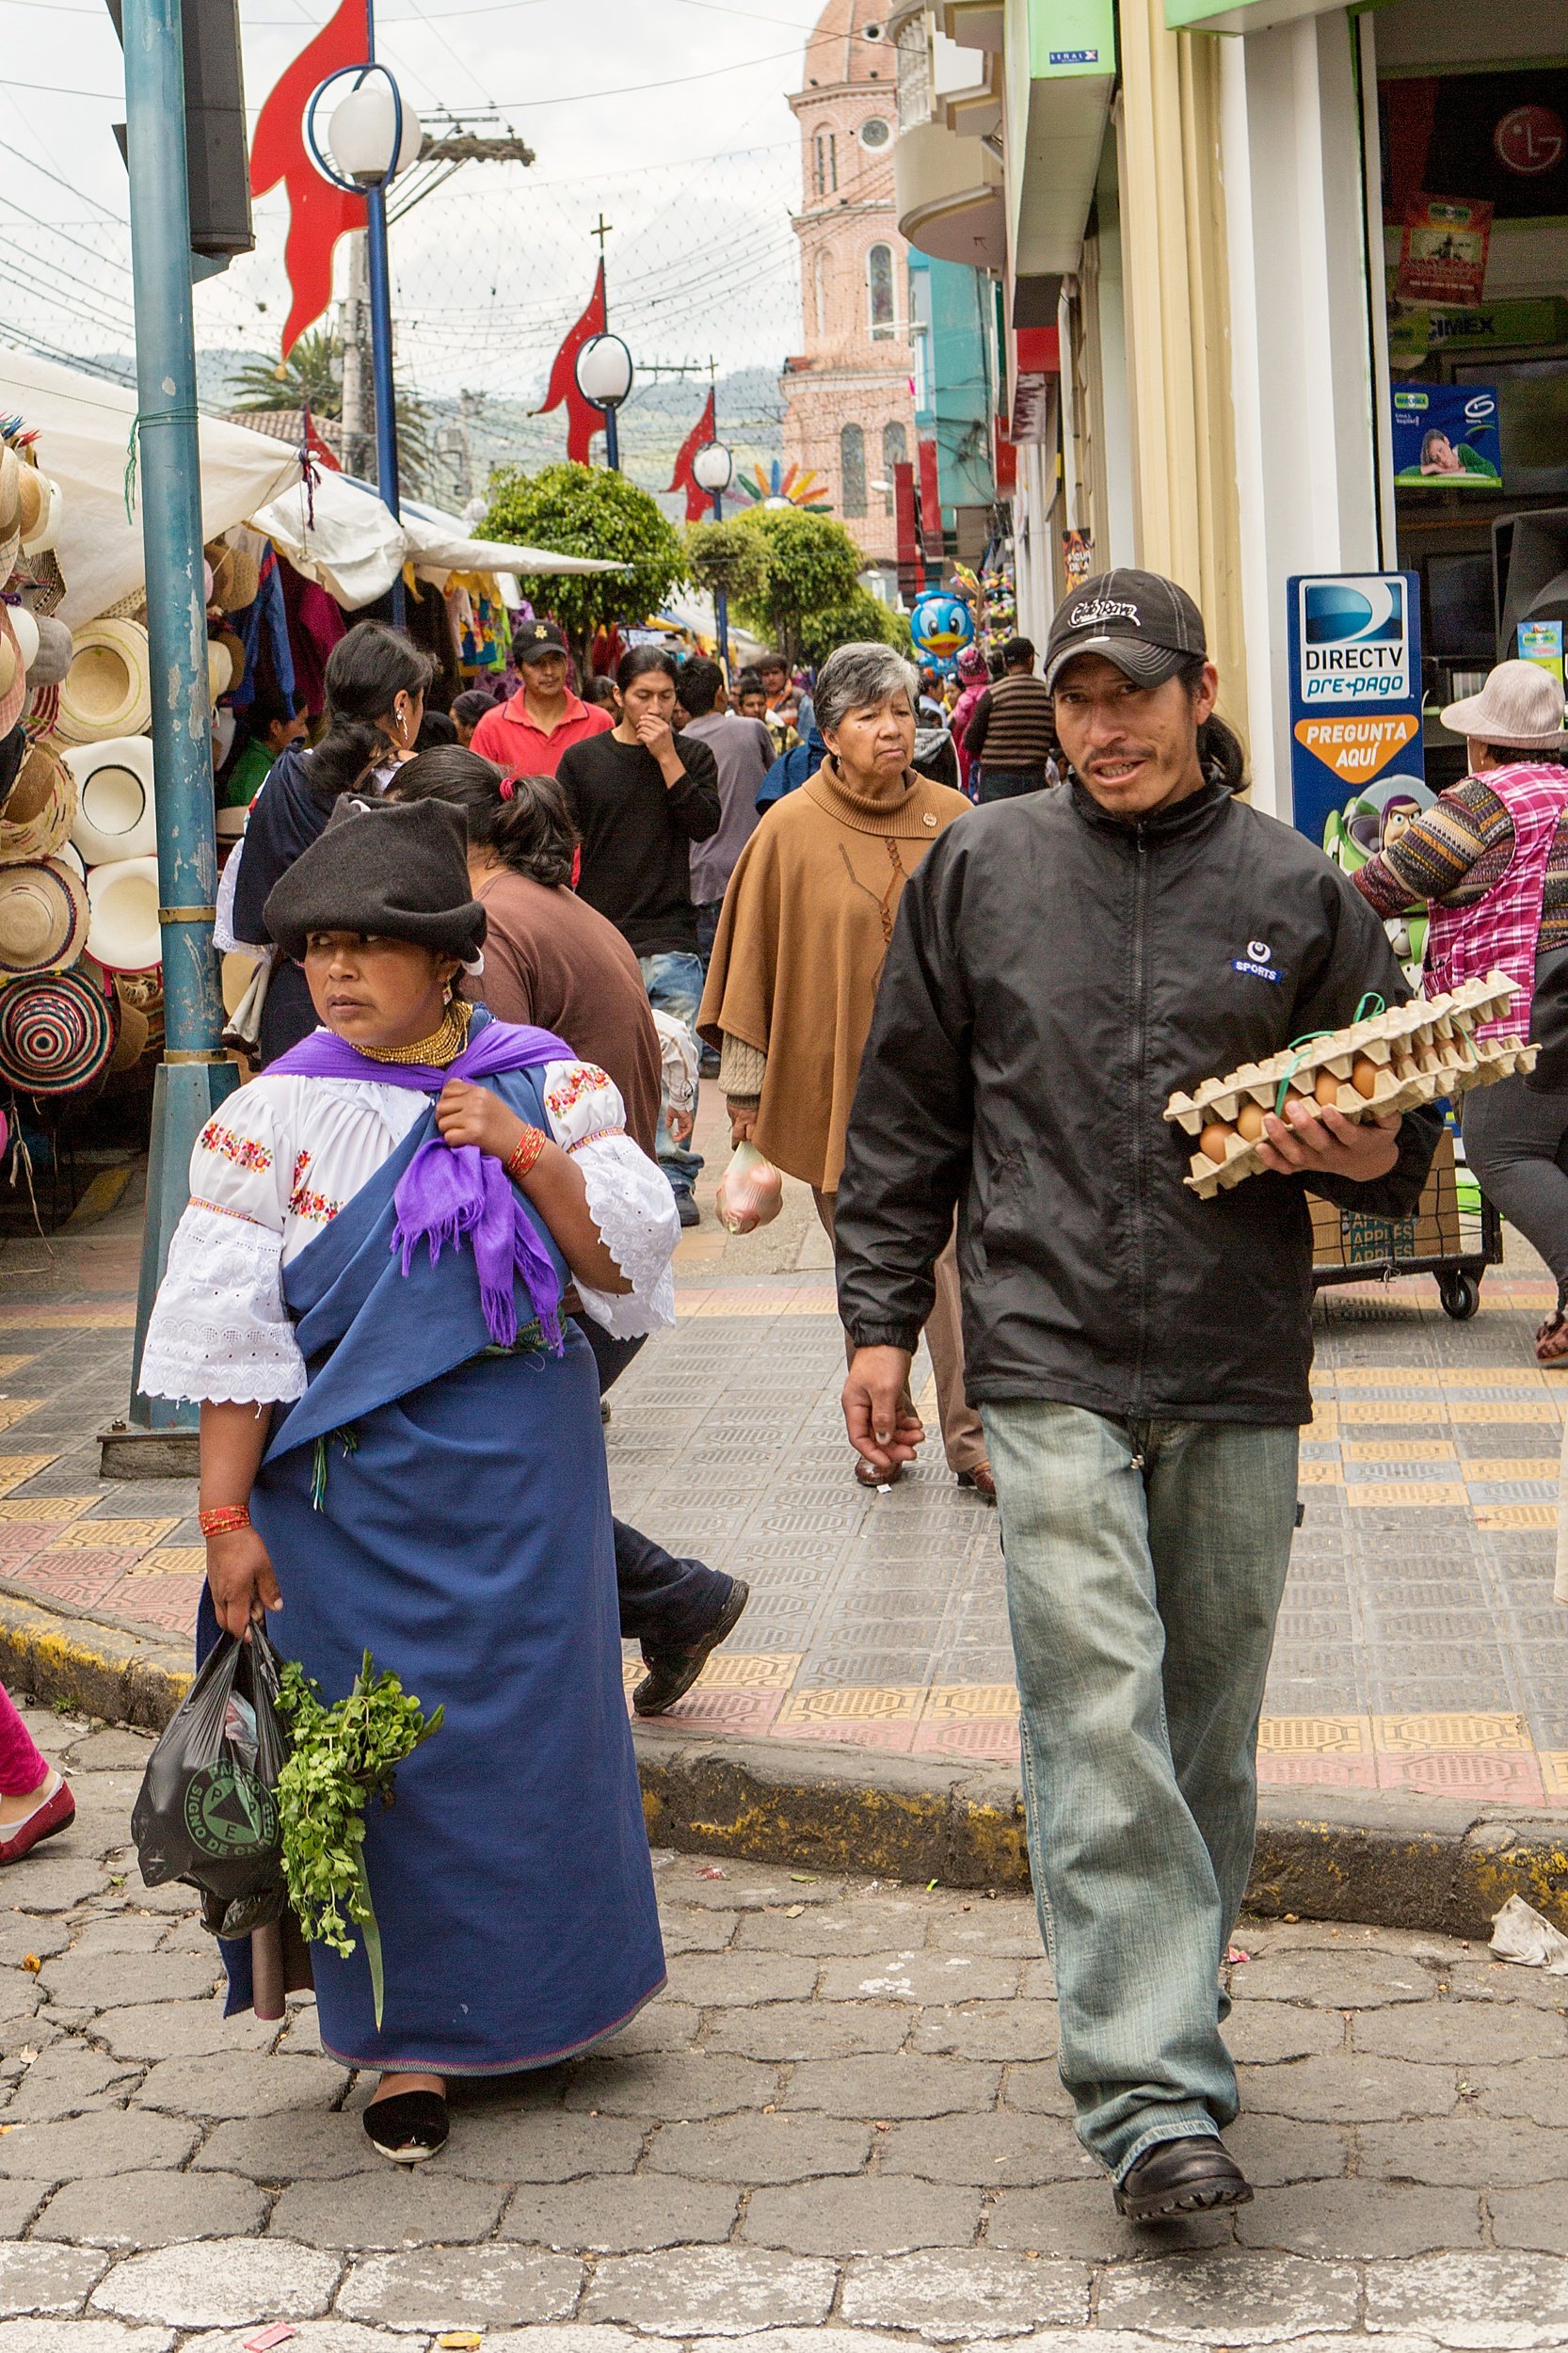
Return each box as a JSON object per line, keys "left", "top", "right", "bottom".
{"left": 697, "top": 761, "right": 970, "bottom": 1191}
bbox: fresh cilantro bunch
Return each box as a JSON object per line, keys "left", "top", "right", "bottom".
{"left": 276, "top": 1650, "right": 443, "bottom": 2027}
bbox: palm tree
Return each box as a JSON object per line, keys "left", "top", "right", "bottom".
{"left": 228, "top": 330, "right": 433, "bottom": 492}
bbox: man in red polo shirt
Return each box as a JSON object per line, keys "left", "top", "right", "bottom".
{"left": 471, "top": 618, "right": 612, "bottom": 777}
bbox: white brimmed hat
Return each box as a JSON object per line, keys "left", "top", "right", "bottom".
{"left": 85, "top": 854, "right": 161, "bottom": 973}
{"left": 1441, "top": 659, "right": 1567, "bottom": 751}
{"left": 0, "top": 740, "right": 75, "bottom": 862}
{"left": 0, "top": 856, "right": 90, "bottom": 977}
{"left": 0, "top": 605, "right": 26, "bottom": 736}
{"left": 65, "top": 736, "right": 157, "bottom": 863}
{"left": 56, "top": 619, "right": 153, "bottom": 744}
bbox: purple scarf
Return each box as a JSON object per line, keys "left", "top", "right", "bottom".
{"left": 268, "top": 1018, "right": 573, "bottom": 1351}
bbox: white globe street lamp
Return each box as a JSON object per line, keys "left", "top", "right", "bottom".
{"left": 306, "top": 60, "right": 421, "bottom": 614}
{"left": 690, "top": 435, "right": 735, "bottom": 673}
{"left": 326, "top": 80, "right": 422, "bottom": 181}
{"left": 574, "top": 333, "right": 634, "bottom": 470}
{"left": 692, "top": 439, "right": 734, "bottom": 499}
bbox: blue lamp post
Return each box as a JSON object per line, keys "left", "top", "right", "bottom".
{"left": 692, "top": 436, "right": 734, "bottom": 675}
{"left": 304, "top": 39, "right": 421, "bottom": 622}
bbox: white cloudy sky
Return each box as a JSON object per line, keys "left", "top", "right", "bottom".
{"left": 0, "top": 0, "right": 824, "bottom": 400}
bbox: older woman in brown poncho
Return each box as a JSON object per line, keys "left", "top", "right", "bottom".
{"left": 697, "top": 641, "right": 991, "bottom": 1497}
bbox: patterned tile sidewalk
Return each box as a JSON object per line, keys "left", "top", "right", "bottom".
{"left": 0, "top": 1112, "right": 1563, "bottom": 1806}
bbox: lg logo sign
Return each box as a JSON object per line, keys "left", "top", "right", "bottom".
{"left": 1495, "top": 105, "right": 1566, "bottom": 176}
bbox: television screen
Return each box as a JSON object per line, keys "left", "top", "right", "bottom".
{"left": 1427, "top": 552, "right": 1496, "bottom": 662}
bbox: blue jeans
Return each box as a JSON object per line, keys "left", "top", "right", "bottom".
{"left": 639, "top": 950, "right": 704, "bottom": 1202}
{"left": 981, "top": 1400, "right": 1299, "bottom": 2180}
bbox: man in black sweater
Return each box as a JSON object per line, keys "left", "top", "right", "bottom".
{"left": 558, "top": 646, "right": 721, "bottom": 1224}
{"left": 833, "top": 570, "right": 1441, "bottom": 2224}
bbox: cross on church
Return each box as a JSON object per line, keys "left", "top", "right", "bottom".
{"left": 591, "top": 215, "right": 614, "bottom": 254}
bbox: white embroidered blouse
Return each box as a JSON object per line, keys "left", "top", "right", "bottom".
{"left": 140, "top": 1058, "right": 680, "bottom": 1408}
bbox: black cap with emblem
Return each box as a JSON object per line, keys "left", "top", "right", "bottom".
{"left": 1043, "top": 568, "right": 1208, "bottom": 693}
{"left": 516, "top": 619, "right": 568, "bottom": 665}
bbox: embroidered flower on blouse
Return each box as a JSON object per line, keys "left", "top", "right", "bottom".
{"left": 200, "top": 1120, "right": 273, "bottom": 1174}
{"left": 545, "top": 1063, "right": 611, "bottom": 1119}
{"left": 288, "top": 1150, "right": 341, "bottom": 1227}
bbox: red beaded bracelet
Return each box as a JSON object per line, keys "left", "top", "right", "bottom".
{"left": 504, "top": 1125, "right": 549, "bottom": 1184}
{"left": 200, "top": 1504, "right": 251, "bottom": 1539}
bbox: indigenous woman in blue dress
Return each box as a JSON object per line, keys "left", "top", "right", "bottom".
{"left": 141, "top": 797, "right": 678, "bottom": 2165}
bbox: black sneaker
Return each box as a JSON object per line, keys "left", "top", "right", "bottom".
{"left": 1112, "top": 2134, "right": 1253, "bottom": 2223}
{"left": 632, "top": 1579, "right": 750, "bottom": 1717}
{"left": 676, "top": 1193, "right": 700, "bottom": 1228}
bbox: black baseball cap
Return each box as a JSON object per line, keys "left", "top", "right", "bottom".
{"left": 1043, "top": 568, "right": 1207, "bottom": 692}
{"left": 516, "top": 618, "right": 568, "bottom": 665}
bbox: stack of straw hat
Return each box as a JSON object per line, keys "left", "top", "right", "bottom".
{"left": 0, "top": 437, "right": 173, "bottom": 1099}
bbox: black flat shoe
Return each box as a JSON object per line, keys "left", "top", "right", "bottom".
{"left": 364, "top": 2089, "right": 449, "bottom": 2165}
{"left": 632, "top": 1579, "right": 751, "bottom": 1718}
{"left": 1112, "top": 2134, "right": 1253, "bottom": 2223}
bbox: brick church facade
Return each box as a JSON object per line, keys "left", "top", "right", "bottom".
{"left": 781, "top": 0, "right": 916, "bottom": 584}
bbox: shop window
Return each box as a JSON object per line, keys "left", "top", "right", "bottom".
{"left": 868, "top": 243, "right": 895, "bottom": 340}
{"left": 882, "top": 420, "right": 907, "bottom": 514}
{"left": 840, "top": 424, "right": 867, "bottom": 517}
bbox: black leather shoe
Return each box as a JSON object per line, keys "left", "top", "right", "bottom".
{"left": 632, "top": 1578, "right": 751, "bottom": 1717}
{"left": 363, "top": 2089, "right": 449, "bottom": 2164}
{"left": 1112, "top": 2135, "right": 1253, "bottom": 2223}
{"left": 676, "top": 1194, "right": 700, "bottom": 1229}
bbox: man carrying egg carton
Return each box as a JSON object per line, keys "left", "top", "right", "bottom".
{"left": 832, "top": 568, "right": 1448, "bottom": 2231}
{"left": 1168, "top": 968, "right": 1539, "bottom": 1195}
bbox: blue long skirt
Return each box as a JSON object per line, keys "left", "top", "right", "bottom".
{"left": 250, "top": 1323, "right": 664, "bottom": 2073}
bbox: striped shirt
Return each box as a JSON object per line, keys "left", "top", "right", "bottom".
{"left": 1354, "top": 773, "right": 1568, "bottom": 952}
{"left": 961, "top": 672, "right": 1057, "bottom": 774}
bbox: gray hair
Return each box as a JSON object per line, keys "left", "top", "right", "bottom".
{"left": 813, "top": 641, "right": 920, "bottom": 738}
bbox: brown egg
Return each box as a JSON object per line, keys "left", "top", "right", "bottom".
{"left": 1314, "top": 1069, "right": 1341, "bottom": 1108}
{"left": 1236, "top": 1101, "right": 1267, "bottom": 1142}
{"left": 1199, "top": 1121, "right": 1236, "bottom": 1164}
{"left": 1351, "top": 1055, "right": 1380, "bottom": 1098}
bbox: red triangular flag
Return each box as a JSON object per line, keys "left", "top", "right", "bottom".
{"left": 667, "top": 387, "right": 716, "bottom": 522}
{"left": 534, "top": 263, "right": 608, "bottom": 465}
{"left": 250, "top": 0, "right": 369, "bottom": 359}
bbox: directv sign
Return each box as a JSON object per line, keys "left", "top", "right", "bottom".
{"left": 1287, "top": 572, "right": 1425, "bottom": 854}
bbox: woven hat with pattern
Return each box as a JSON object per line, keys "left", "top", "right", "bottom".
{"left": 0, "top": 607, "right": 26, "bottom": 737}
{"left": 0, "top": 966, "right": 116, "bottom": 1096}
{"left": 0, "top": 856, "right": 90, "bottom": 978}
{"left": 0, "top": 739, "right": 74, "bottom": 861}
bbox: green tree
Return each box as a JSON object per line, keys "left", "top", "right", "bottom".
{"left": 682, "top": 519, "right": 769, "bottom": 618}
{"left": 725, "top": 508, "right": 870, "bottom": 660}
{"left": 797, "top": 585, "right": 910, "bottom": 668}
{"left": 480, "top": 463, "right": 686, "bottom": 652}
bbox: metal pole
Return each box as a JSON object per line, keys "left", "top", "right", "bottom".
{"left": 364, "top": 177, "right": 406, "bottom": 627}
{"left": 712, "top": 486, "right": 728, "bottom": 678}
{"left": 120, "top": 0, "right": 238, "bottom": 1449}
{"left": 340, "top": 229, "right": 371, "bottom": 478}
{"left": 603, "top": 402, "right": 620, "bottom": 473}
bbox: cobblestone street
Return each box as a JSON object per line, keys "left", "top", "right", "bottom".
{"left": 1, "top": 1707, "right": 1567, "bottom": 2347}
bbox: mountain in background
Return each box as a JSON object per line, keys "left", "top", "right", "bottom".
{"left": 75, "top": 348, "right": 786, "bottom": 519}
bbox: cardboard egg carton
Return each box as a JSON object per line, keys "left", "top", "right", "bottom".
{"left": 1165, "top": 969, "right": 1539, "bottom": 1198}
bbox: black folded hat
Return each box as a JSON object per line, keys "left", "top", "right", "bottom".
{"left": 263, "top": 796, "right": 488, "bottom": 964}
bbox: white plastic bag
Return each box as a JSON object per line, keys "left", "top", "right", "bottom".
{"left": 715, "top": 1141, "right": 783, "bottom": 1235}
{"left": 1490, "top": 1894, "right": 1568, "bottom": 1977}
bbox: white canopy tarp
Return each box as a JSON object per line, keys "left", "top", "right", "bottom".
{"left": 248, "top": 475, "right": 627, "bottom": 609}
{"left": 0, "top": 345, "right": 302, "bottom": 629}
{"left": 248, "top": 464, "right": 408, "bottom": 610}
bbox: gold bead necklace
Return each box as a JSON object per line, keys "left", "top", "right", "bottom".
{"left": 360, "top": 996, "right": 472, "bottom": 1068}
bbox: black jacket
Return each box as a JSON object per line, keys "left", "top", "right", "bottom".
{"left": 834, "top": 778, "right": 1443, "bottom": 1427}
